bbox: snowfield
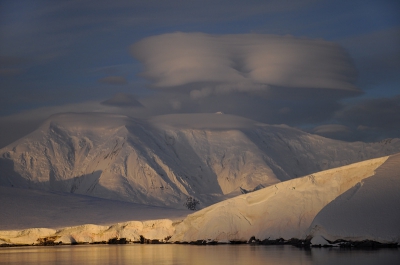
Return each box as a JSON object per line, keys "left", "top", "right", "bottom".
{"left": 0, "top": 185, "right": 190, "bottom": 230}
{"left": 1, "top": 112, "right": 400, "bottom": 209}
{"left": 1, "top": 153, "right": 399, "bottom": 246}
{"left": 170, "top": 155, "right": 395, "bottom": 242}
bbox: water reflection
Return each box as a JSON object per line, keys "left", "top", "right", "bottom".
{"left": 0, "top": 245, "right": 398, "bottom": 265}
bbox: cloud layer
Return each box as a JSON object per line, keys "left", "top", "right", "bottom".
{"left": 98, "top": 76, "right": 128, "bottom": 85}
{"left": 130, "top": 32, "right": 359, "bottom": 98}
{"left": 101, "top": 93, "right": 143, "bottom": 107}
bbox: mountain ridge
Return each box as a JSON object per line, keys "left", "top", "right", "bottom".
{"left": 1, "top": 112, "right": 399, "bottom": 208}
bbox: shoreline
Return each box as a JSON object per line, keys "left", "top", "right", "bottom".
{"left": 1, "top": 236, "right": 399, "bottom": 249}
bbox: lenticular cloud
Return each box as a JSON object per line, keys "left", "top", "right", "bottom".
{"left": 130, "top": 32, "right": 358, "bottom": 97}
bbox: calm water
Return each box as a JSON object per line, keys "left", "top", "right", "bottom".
{"left": 0, "top": 245, "right": 399, "bottom": 265}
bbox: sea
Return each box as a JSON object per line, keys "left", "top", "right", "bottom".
{"left": 0, "top": 244, "right": 399, "bottom": 265}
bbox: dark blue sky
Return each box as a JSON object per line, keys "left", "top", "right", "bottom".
{"left": 0, "top": 0, "right": 399, "bottom": 146}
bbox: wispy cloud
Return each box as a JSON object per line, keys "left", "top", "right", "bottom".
{"left": 336, "top": 95, "right": 400, "bottom": 131}
{"left": 101, "top": 93, "right": 143, "bottom": 107}
{"left": 0, "top": 56, "right": 29, "bottom": 76}
{"left": 98, "top": 76, "right": 128, "bottom": 85}
{"left": 313, "top": 124, "right": 351, "bottom": 134}
{"left": 0, "top": 68, "right": 23, "bottom": 76}
{"left": 339, "top": 27, "right": 400, "bottom": 90}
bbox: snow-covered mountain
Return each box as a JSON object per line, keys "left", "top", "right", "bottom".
{"left": 1, "top": 153, "right": 399, "bottom": 245}
{"left": 1, "top": 112, "right": 400, "bottom": 208}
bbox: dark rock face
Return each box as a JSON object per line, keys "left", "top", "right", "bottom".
{"left": 37, "top": 237, "right": 60, "bottom": 246}
{"left": 107, "top": 238, "right": 127, "bottom": 244}
{"left": 139, "top": 235, "right": 162, "bottom": 244}
{"left": 336, "top": 240, "right": 399, "bottom": 249}
{"left": 229, "top": 240, "right": 247, "bottom": 244}
{"left": 260, "top": 238, "right": 286, "bottom": 245}
{"left": 247, "top": 236, "right": 311, "bottom": 248}
{"left": 287, "top": 238, "right": 311, "bottom": 248}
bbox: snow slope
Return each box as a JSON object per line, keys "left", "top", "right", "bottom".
{"left": 308, "top": 153, "right": 400, "bottom": 243}
{"left": 170, "top": 155, "right": 399, "bottom": 243}
{"left": 1, "top": 112, "right": 400, "bottom": 208}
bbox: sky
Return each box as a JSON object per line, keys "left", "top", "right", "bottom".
{"left": 0, "top": 0, "right": 399, "bottom": 147}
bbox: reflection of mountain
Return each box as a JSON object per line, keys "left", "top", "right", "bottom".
{"left": 1, "top": 112, "right": 400, "bottom": 208}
